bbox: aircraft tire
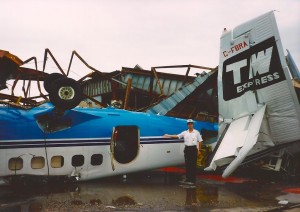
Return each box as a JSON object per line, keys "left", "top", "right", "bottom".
{"left": 49, "top": 77, "right": 83, "bottom": 110}
{"left": 44, "top": 73, "right": 65, "bottom": 93}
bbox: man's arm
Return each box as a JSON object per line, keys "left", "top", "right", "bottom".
{"left": 163, "top": 134, "right": 179, "bottom": 139}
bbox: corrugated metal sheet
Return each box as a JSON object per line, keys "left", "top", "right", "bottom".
{"left": 146, "top": 72, "right": 212, "bottom": 115}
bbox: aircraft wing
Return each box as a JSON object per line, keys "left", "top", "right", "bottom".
{"left": 0, "top": 49, "right": 48, "bottom": 90}
{"left": 13, "top": 67, "right": 49, "bottom": 81}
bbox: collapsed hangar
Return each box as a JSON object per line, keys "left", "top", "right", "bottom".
{"left": 80, "top": 64, "right": 219, "bottom": 123}
{"left": 0, "top": 48, "right": 219, "bottom": 124}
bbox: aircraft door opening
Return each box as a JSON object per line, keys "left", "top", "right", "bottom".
{"left": 111, "top": 126, "right": 140, "bottom": 164}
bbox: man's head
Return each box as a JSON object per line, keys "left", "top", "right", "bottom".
{"left": 187, "top": 119, "right": 194, "bottom": 129}
{"left": 187, "top": 119, "right": 194, "bottom": 124}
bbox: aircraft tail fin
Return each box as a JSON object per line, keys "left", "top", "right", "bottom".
{"left": 206, "top": 11, "right": 300, "bottom": 177}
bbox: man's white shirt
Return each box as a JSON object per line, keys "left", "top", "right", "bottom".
{"left": 177, "top": 129, "right": 202, "bottom": 146}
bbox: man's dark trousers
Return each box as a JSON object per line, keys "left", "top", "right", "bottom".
{"left": 184, "top": 145, "right": 198, "bottom": 183}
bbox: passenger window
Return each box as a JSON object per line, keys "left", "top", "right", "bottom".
{"left": 72, "top": 155, "right": 84, "bottom": 167}
{"left": 8, "top": 158, "right": 23, "bottom": 171}
{"left": 91, "top": 154, "right": 103, "bottom": 166}
{"left": 51, "top": 156, "right": 64, "bottom": 168}
{"left": 31, "top": 156, "right": 45, "bottom": 169}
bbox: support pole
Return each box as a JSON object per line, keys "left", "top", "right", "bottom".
{"left": 123, "top": 78, "right": 132, "bottom": 109}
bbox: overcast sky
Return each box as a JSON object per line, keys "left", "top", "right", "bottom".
{"left": 1, "top": 0, "right": 299, "bottom": 79}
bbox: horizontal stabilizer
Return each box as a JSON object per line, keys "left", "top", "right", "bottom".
{"left": 222, "top": 105, "right": 266, "bottom": 177}
{"left": 205, "top": 105, "right": 266, "bottom": 177}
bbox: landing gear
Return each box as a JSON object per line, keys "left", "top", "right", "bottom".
{"left": 44, "top": 73, "right": 65, "bottom": 93}
{"left": 49, "top": 77, "right": 83, "bottom": 110}
{"left": 44, "top": 73, "right": 83, "bottom": 110}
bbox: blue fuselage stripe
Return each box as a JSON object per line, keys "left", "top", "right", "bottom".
{"left": 0, "top": 138, "right": 182, "bottom": 149}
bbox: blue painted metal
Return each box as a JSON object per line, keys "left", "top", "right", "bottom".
{"left": 0, "top": 103, "right": 218, "bottom": 143}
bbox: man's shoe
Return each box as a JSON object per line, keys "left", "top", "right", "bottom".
{"left": 183, "top": 181, "right": 195, "bottom": 185}
{"left": 179, "top": 179, "right": 187, "bottom": 184}
{"left": 179, "top": 184, "right": 196, "bottom": 189}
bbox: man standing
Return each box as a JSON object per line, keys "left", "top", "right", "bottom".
{"left": 164, "top": 119, "right": 202, "bottom": 185}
